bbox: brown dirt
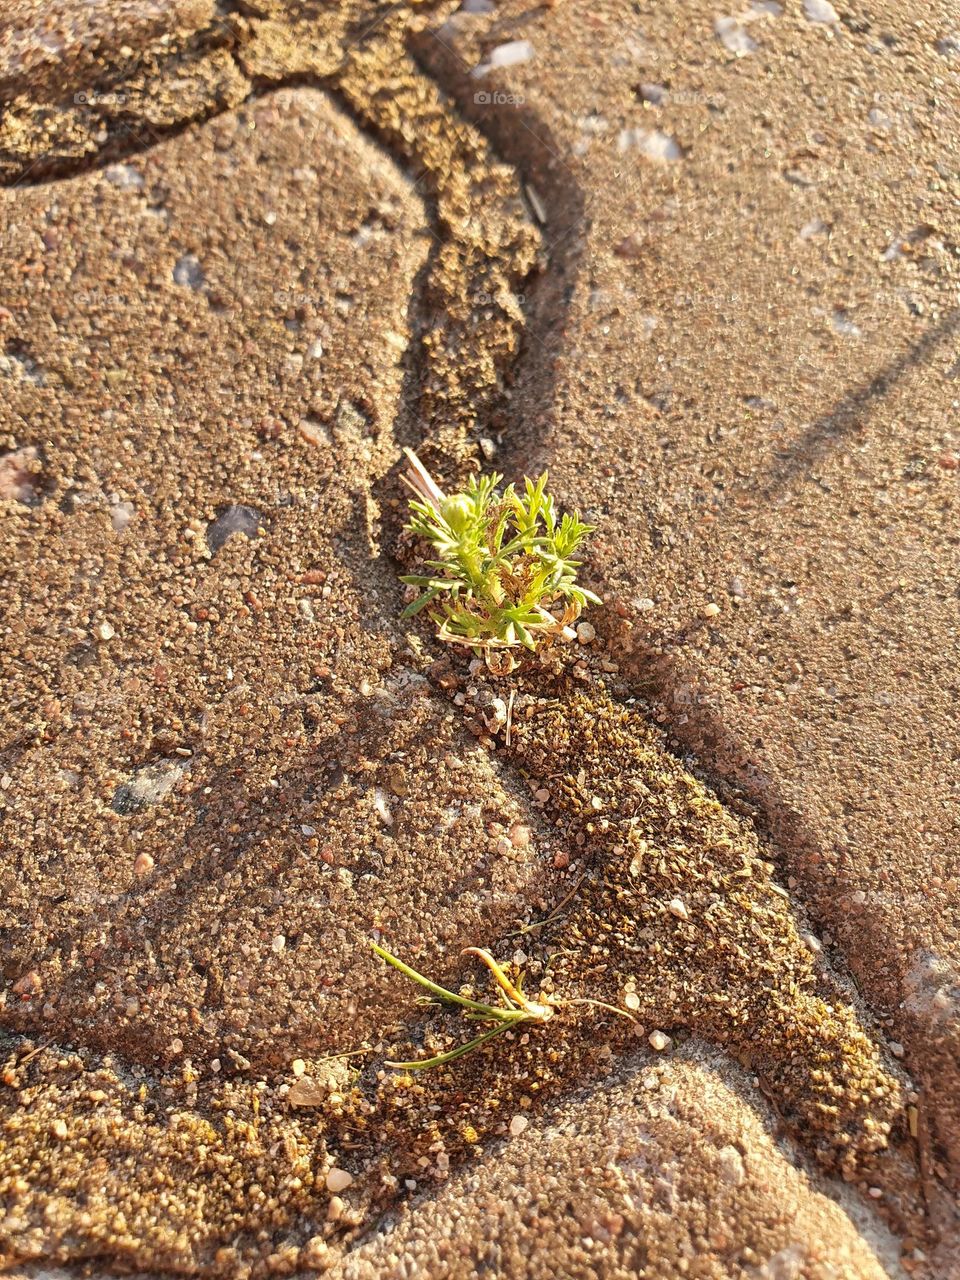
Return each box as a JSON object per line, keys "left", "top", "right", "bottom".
{"left": 1, "top": 1, "right": 958, "bottom": 1277}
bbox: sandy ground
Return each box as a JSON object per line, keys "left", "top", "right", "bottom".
{"left": 1, "top": 1, "right": 959, "bottom": 1277}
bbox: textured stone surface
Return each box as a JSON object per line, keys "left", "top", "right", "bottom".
{"left": 2, "top": 1, "right": 959, "bottom": 1277}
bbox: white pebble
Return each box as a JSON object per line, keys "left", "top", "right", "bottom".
{"left": 325, "top": 1167, "right": 353, "bottom": 1193}
{"left": 648, "top": 1029, "right": 672, "bottom": 1052}
{"left": 702, "top": 602, "right": 721, "bottom": 618}
{"left": 618, "top": 129, "right": 683, "bottom": 163}
{"left": 110, "top": 501, "right": 135, "bottom": 532}
{"left": 800, "top": 217, "right": 829, "bottom": 240}
{"left": 96, "top": 621, "right": 115, "bottom": 641}
{"left": 717, "top": 1145, "right": 746, "bottom": 1186}
{"left": 715, "top": 16, "right": 758, "bottom": 53}
{"left": 509, "top": 1114, "right": 528, "bottom": 1137}
{"left": 103, "top": 163, "right": 144, "bottom": 189}
{"left": 804, "top": 0, "right": 838, "bottom": 22}
{"left": 488, "top": 39, "right": 534, "bottom": 69}
{"left": 666, "top": 897, "right": 689, "bottom": 920}
{"left": 373, "top": 788, "right": 393, "bottom": 827}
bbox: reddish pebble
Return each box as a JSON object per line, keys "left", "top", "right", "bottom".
{"left": 13, "top": 970, "right": 42, "bottom": 996}
{"left": 938, "top": 452, "right": 959, "bottom": 470}
{"left": 133, "top": 852, "right": 155, "bottom": 876}
{"left": 509, "top": 822, "right": 531, "bottom": 849}
{"left": 553, "top": 851, "right": 570, "bottom": 869}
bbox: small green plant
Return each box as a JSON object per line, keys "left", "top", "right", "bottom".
{"left": 400, "top": 448, "right": 600, "bottom": 654}
{"left": 371, "top": 941, "right": 554, "bottom": 1069}
{"left": 371, "top": 940, "right": 637, "bottom": 1070}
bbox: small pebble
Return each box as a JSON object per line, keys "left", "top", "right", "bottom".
{"left": 576, "top": 622, "right": 596, "bottom": 644}
{"left": 292, "top": 1058, "right": 306, "bottom": 1076}
{"left": 648, "top": 1029, "right": 672, "bottom": 1052}
{"left": 327, "top": 1195, "right": 345, "bottom": 1222}
{"left": 0, "top": 446, "right": 41, "bottom": 504}
{"left": 509, "top": 1114, "right": 528, "bottom": 1137}
{"left": 715, "top": 16, "right": 758, "bottom": 54}
{"left": 717, "top": 1145, "right": 747, "bottom": 1187}
{"left": 103, "top": 163, "right": 144, "bottom": 189}
{"left": 110, "top": 501, "right": 135, "bottom": 532}
{"left": 634, "top": 597, "right": 655, "bottom": 612}
{"left": 325, "top": 1167, "right": 353, "bottom": 1194}
{"left": 702, "top": 602, "right": 721, "bottom": 618}
{"left": 618, "top": 129, "right": 683, "bottom": 163}
{"left": 299, "top": 416, "right": 332, "bottom": 447}
{"left": 624, "top": 991, "right": 641, "bottom": 1011}
{"left": 206, "top": 504, "right": 262, "bottom": 554}
{"left": 114, "top": 761, "right": 184, "bottom": 816}
{"left": 173, "top": 254, "right": 205, "bottom": 289}
{"left": 133, "top": 852, "right": 155, "bottom": 876}
{"left": 95, "top": 621, "right": 115, "bottom": 641}
{"left": 288, "top": 1077, "right": 326, "bottom": 1107}
{"left": 50, "top": 1119, "right": 69, "bottom": 1140}
{"left": 636, "top": 82, "right": 667, "bottom": 105}
{"left": 373, "top": 788, "right": 393, "bottom": 827}
{"left": 509, "top": 822, "right": 531, "bottom": 849}
{"left": 803, "top": 0, "right": 838, "bottom": 21}
{"left": 666, "top": 897, "right": 689, "bottom": 920}
{"left": 486, "top": 39, "right": 534, "bottom": 70}
{"left": 13, "top": 970, "right": 42, "bottom": 996}
{"left": 303, "top": 1237, "right": 329, "bottom": 1269}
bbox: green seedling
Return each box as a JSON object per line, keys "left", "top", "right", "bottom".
{"left": 400, "top": 448, "right": 601, "bottom": 656}
{"left": 371, "top": 941, "right": 637, "bottom": 1070}
{"left": 371, "top": 941, "right": 554, "bottom": 1070}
